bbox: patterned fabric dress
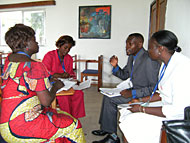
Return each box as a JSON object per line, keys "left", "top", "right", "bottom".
{"left": 0, "top": 59, "right": 86, "bottom": 143}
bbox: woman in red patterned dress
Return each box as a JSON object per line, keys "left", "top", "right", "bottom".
{"left": 0, "top": 24, "right": 86, "bottom": 143}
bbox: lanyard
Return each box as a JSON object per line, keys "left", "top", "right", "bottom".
{"left": 57, "top": 51, "right": 66, "bottom": 72}
{"left": 17, "top": 51, "right": 31, "bottom": 58}
{"left": 144, "top": 57, "right": 171, "bottom": 105}
{"left": 130, "top": 61, "right": 134, "bottom": 80}
{"left": 130, "top": 49, "right": 142, "bottom": 80}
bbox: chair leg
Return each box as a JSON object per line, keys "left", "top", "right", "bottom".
{"left": 81, "top": 74, "right": 84, "bottom": 82}
{"left": 97, "top": 80, "right": 101, "bottom": 92}
{"left": 122, "top": 134, "right": 128, "bottom": 143}
{"left": 160, "top": 127, "right": 167, "bottom": 143}
{"left": 97, "top": 77, "right": 102, "bottom": 92}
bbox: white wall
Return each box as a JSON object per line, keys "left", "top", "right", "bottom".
{"left": 165, "top": 0, "right": 190, "bottom": 57}
{"left": 43, "top": 0, "right": 152, "bottom": 84}
{"left": 2, "top": 0, "right": 189, "bottom": 85}
{"left": 0, "top": 0, "right": 152, "bottom": 84}
{"left": 0, "top": 0, "right": 52, "bottom": 5}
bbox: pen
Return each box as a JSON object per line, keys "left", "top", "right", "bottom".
{"left": 51, "top": 81, "right": 55, "bottom": 85}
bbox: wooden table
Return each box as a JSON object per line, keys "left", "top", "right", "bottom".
{"left": 51, "top": 88, "right": 75, "bottom": 109}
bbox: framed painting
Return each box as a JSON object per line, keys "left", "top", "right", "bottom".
{"left": 79, "top": 5, "right": 111, "bottom": 39}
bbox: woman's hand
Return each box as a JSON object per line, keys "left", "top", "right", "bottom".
{"left": 128, "top": 99, "right": 140, "bottom": 104}
{"left": 62, "top": 72, "right": 70, "bottom": 78}
{"left": 52, "top": 72, "right": 70, "bottom": 79}
{"left": 128, "top": 104, "right": 142, "bottom": 113}
{"left": 52, "top": 80, "right": 64, "bottom": 91}
{"left": 74, "top": 80, "right": 80, "bottom": 85}
{"left": 69, "top": 79, "right": 80, "bottom": 85}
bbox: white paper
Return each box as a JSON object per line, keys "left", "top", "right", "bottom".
{"left": 116, "top": 78, "right": 133, "bottom": 89}
{"left": 141, "top": 101, "right": 163, "bottom": 107}
{"left": 73, "top": 79, "right": 91, "bottom": 90}
{"left": 118, "top": 101, "right": 163, "bottom": 109}
{"left": 118, "top": 102, "right": 143, "bottom": 108}
{"left": 99, "top": 88, "right": 122, "bottom": 97}
{"left": 56, "top": 78, "right": 77, "bottom": 93}
{"left": 99, "top": 78, "right": 132, "bottom": 98}
{"left": 100, "top": 90, "right": 121, "bottom": 97}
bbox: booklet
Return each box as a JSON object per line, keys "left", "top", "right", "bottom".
{"left": 73, "top": 79, "right": 91, "bottom": 90}
{"left": 99, "top": 78, "right": 132, "bottom": 98}
{"left": 99, "top": 88, "right": 122, "bottom": 97}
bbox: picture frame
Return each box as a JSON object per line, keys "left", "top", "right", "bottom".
{"left": 79, "top": 5, "right": 111, "bottom": 39}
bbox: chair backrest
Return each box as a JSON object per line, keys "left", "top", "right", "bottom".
{"left": 80, "top": 55, "right": 103, "bottom": 91}
{"left": 84, "top": 55, "right": 103, "bottom": 70}
{"left": 0, "top": 52, "right": 9, "bottom": 107}
{"left": 72, "top": 54, "right": 77, "bottom": 78}
{"left": 98, "top": 55, "right": 103, "bottom": 80}
{"left": 0, "top": 52, "right": 10, "bottom": 76}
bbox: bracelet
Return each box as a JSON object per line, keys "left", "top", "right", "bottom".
{"left": 139, "top": 106, "right": 142, "bottom": 112}
{"left": 139, "top": 98, "right": 143, "bottom": 102}
{"left": 142, "top": 107, "right": 146, "bottom": 113}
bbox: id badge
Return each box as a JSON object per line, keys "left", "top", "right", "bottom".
{"left": 128, "top": 80, "right": 133, "bottom": 88}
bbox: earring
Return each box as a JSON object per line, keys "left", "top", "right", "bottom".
{"left": 158, "top": 52, "right": 161, "bottom": 55}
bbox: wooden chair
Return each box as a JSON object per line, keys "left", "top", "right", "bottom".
{"left": 51, "top": 88, "right": 75, "bottom": 109}
{"left": 72, "top": 54, "right": 78, "bottom": 78}
{"left": 0, "top": 52, "right": 10, "bottom": 76}
{"left": 0, "top": 52, "right": 10, "bottom": 108}
{"left": 160, "top": 127, "right": 167, "bottom": 143}
{"left": 80, "top": 55, "right": 103, "bottom": 91}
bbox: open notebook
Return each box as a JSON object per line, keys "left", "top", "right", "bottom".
{"left": 99, "top": 78, "right": 132, "bottom": 97}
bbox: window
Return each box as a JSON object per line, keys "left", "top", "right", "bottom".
{"left": 0, "top": 10, "right": 45, "bottom": 45}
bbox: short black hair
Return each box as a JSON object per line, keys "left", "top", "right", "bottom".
{"left": 5, "top": 24, "right": 35, "bottom": 52}
{"left": 56, "top": 35, "right": 75, "bottom": 48}
{"left": 128, "top": 33, "right": 144, "bottom": 43}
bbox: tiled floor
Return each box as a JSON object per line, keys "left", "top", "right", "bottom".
{"left": 80, "top": 85, "right": 122, "bottom": 143}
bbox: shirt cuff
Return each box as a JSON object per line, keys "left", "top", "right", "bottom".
{"left": 132, "top": 90, "right": 137, "bottom": 99}
{"left": 112, "top": 66, "right": 119, "bottom": 74}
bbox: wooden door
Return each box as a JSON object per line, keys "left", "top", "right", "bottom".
{"left": 149, "top": 0, "right": 167, "bottom": 38}
{"left": 149, "top": 1, "right": 157, "bottom": 37}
